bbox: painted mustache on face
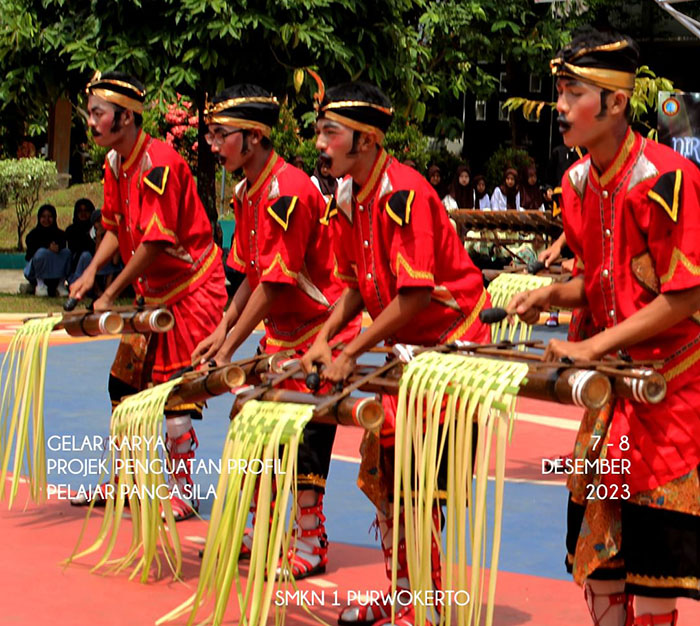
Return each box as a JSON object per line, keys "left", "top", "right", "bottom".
{"left": 557, "top": 115, "right": 572, "bottom": 132}
{"left": 90, "top": 129, "right": 102, "bottom": 138}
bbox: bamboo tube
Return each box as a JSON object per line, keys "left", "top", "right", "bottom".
{"left": 164, "top": 364, "right": 247, "bottom": 409}
{"left": 58, "top": 311, "right": 123, "bottom": 336}
{"left": 120, "top": 308, "right": 174, "bottom": 334}
{"left": 614, "top": 369, "right": 667, "bottom": 404}
{"left": 233, "top": 389, "right": 385, "bottom": 430}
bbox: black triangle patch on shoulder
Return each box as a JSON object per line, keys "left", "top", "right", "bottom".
{"left": 267, "top": 196, "right": 298, "bottom": 231}
{"left": 143, "top": 166, "right": 170, "bottom": 195}
{"left": 648, "top": 169, "right": 682, "bottom": 222}
{"left": 385, "top": 190, "right": 415, "bottom": 227}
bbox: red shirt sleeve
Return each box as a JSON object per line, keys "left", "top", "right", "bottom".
{"left": 138, "top": 164, "right": 179, "bottom": 246}
{"left": 227, "top": 197, "right": 247, "bottom": 273}
{"left": 642, "top": 166, "right": 700, "bottom": 293}
{"left": 101, "top": 159, "right": 120, "bottom": 234}
{"left": 387, "top": 188, "right": 436, "bottom": 289}
{"left": 331, "top": 212, "right": 358, "bottom": 288}
{"left": 257, "top": 192, "right": 312, "bottom": 286}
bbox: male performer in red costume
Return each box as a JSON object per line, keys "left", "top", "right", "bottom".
{"left": 302, "top": 81, "right": 491, "bottom": 626}
{"left": 191, "top": 84, "right": 360, "bottom": 579}
{"left": 509, "top": 31, "right": 700, "bottom": 626}
{"left": 70, "top": 71, "right": 227, "bottom": 520}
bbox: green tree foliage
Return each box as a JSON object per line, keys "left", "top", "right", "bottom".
{"left": 0, "top": 158, "right": 58, "bottom": 250}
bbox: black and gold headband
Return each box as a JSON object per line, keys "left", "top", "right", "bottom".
{"left": 204, "top": 95, "right": 280, "bottom": 138}
{"left": 550, "top": 40, "right": 636, "bottom": 94}
{"left": 319, "top": 100, "right": 394, "bottom": 144}
{"left": 85, "top": 71, "right": 146, "bottom": 114}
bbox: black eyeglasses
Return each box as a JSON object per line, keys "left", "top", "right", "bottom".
{"left": 204, "top": 128, "right": 243, "bottom": 146}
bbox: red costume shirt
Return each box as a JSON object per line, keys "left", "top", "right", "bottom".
{"left": 330, "top": 148, "right": 490, "bottom": 346}
{"left": 101, "top": 130, "right": 221, "bottom": 306}
{"left": 227, "top": 151, "right": 359, "bottom": 352}
{"left": 101, "top": 130, "right": 227, "bottom": 383}
{"left": 562, "top": 129, "right": 700, "bottom": 492}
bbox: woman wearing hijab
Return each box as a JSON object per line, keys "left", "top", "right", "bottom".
{"left": 310, "top": 156, "right": 339, "bottom": 198}
{"left": 442, "top": 164, "right": 474, "bottom": 210}
{"left": 491, "top": 167, "right": 520, "bottom": 210}
{"left": 427, "top": 164, "right": 447, "bottom": 199}
{"left": 23, "top": 204, "right": 71, "bottom": 296}
{"left": 66, "top": 198, "right": 96, "bottom": 276}
{"left": 473, "top": 174, "right": 491, "bottom": 209}
{"left": 518, "top": 163, "right": 545, "bottom": 211}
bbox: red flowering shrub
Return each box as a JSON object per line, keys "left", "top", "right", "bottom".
{"left": 144, "top": 94, "right": 198, "bottom": 169}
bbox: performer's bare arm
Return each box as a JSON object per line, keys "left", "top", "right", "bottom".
{"left": 317, "top": 287, "right": 433, "bottom": 382}
{"left": 545, "top": 284, "right": 700, "bottom": 361}
{"left": 300, "top": 287, "right": 365, "bottom": 373}
{"left": 212, "top": 281, "right": 295, "bottom": 366}
{"left": 92, "top": 241, "right": 169, "bottom": 311}
{"left": 192, "top": 277, "right": 252, "bottom": 364}
{"left": 507, "top": 277, "right": 587, "bottom": 325}
{"left": 539, "top": 232, "right": 566, "bottom": 267}
{"left": 68, "top": 231, "right": 120, "bottom": 300}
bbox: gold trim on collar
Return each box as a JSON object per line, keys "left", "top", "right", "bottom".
{"left": 356, "top": 148, "right": 389, "bottom": 205}
{"left": 88, "top": 88, "right": 144, "bottom": 114}
{"left": 323, "top": 111, "right": 386, "bottom": 143}
{"left": 596, "top": 129, "right": 635, "bottom": 187}
{"left": 551, "top": 62, "right": 635, "bottom": 93}
{"left": 247, "top": 151, "right": 279, "bottom": 198}
{"left": 206, "top": 96, "right": 278, "bottom": 115}
{"left": 205, "top": 115, "right": 272, "bottom": 137}
{"left": 122, "top": 130, "right": 148, "bottom": 171}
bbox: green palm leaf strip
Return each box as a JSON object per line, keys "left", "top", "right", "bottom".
{"left": 158, "top": 400, "right": 314, "bottom": 626}
{"left": 392, "top": 352, "right": 528, "bottom": 626}
{"left": 0, "top": 317, "right": 61, "bottom": 507}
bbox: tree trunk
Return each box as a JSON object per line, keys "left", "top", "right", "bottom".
{"left": 195, "top": 89, "right": 218, "bottom": 227}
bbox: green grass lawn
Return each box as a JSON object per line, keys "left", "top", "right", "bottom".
{"left": 0, "top": 294, "right": 133, "bottom": 313}
{"left": 0, "top": 182, "right": 103, "bottom": 252}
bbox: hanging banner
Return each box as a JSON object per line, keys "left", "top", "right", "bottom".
{"left": 657, "top": 91, "right": 700, "bottom": 168}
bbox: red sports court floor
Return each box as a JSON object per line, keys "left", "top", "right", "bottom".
{"left": 1, "top": 316, "right": 698, "bottom": 625}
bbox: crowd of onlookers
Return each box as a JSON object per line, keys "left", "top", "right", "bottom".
{"left": 20, "top": 199, "right": 122, "bottom": 297}
{"left": 420, "top": 161, "right": 554, "bottom": 213}
{"left": 21, "top": 151, "right": 566, "bottom": 298}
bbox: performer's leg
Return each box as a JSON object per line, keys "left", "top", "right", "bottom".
{"left": 338, "top": 507, "right": 409, "bottom": 626}
{"left": 583, "top": 579, "right": 633, "bottom": 626}
{"left": 165, "top": 411, "right": 199, "bottom": 521}
{"left": 632, "top": 598, "right": 677, "bottom": 626}
{"left": 284, "top": 421, "right": 336, "bottom": 579}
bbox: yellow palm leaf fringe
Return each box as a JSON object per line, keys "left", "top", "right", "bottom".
{"left": 158, "top": 400, "right": 314, "bottom": 626}
{"left": 487, "top": 273, "right": 553, "bottom": 343}
{"left": 0, "top": 317, "right": 61, "bottom": 507}
{"left": 392, "top": 352, "right": 528, "bottom": 626}
{"left": 66, "top": 378, "right": 184, "bottom": 583}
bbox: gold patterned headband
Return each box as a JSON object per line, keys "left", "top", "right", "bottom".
{"left": 205, "top": 115, "right": 272, "bottom": 137}
{"left": 550, "top": 61, "right": 635, "bottom": 93}
{"left": 85, "top": 71, "right": 145, "bottom": 113}
{"left": 321, "top": 111, "right": 386, "bottom": 143}
{"left": 204, "top": 95, "right": 279, "bottom": 117}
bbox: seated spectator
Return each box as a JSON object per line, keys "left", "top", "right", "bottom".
{"left": 473, "top": 174, "right": 491, "bottom": 209}
{"left": 22, "top": 204, "right": 71, "bottom": 297}
{"left": 491, "top": 168, "right": 520, "bottom": 210}
{"left": 292, "top": 154, "right": 307, "bottom": 172}
{"left": 518, "top": 163, "right": 545, "bottom": 211}
{"left": 310, "top": 156, "right": 339, "bottom": 198}
{"left": 427, "top": 164, "right": 447, "bottom": 199}
{"left": 69, "top": 209, "right": 123, "bottom": 296}
{"left": 65, "top": 198, "right": 96, "bottom": 276}
{"left": 442, "top": 164, "right": 474, "bottom": 210}
{"left": 542, "top": 185, "right": 554, "bottom": 212}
